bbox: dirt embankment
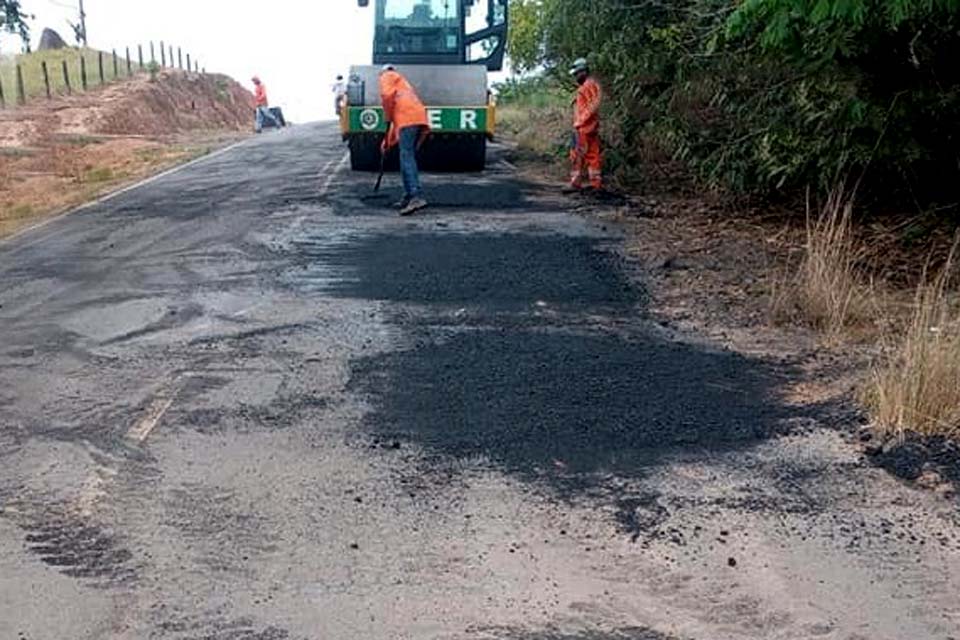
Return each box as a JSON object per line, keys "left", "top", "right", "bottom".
{"left": 0, "top": 70, "right": 255, "bottom": 237}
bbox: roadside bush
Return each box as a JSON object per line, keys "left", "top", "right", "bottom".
{"left": 865, "top": 245, "right": 960, "bottom": 439}
{"left": 507, "top": 0, "right": 960, "bottom": 211}
{"left": 495, "top": 76, "right": 569, "bottom": 160}
{"left": 772, "top": 185, "right": 872, "bottom": 337}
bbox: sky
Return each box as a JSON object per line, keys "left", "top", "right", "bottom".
{"left": 6, "top": 0, "right": 378, "bottom": 122}
{"left": 4, "top": 1, "right": 515, "bottom": 122}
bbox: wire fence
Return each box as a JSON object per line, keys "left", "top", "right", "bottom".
{"left": 0, "top": 41, "right": 206, "bottom": 109}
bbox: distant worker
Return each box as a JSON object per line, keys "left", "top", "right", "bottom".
{"left": 566, "top": 58, "right": 604, "bottom": 193}
{"left": 380, "top": 64, "right": 430, "bottom": 216}
{"left": 332, "top": 74, "right": 347, "bottom": 117}
{"left": 251, "top": 76, "right": 282, "bottom": 133}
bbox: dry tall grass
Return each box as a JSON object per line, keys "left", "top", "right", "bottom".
{"left": 865, "top": 244, "right": 960, "bottom": 439}
{"left": 771, "top": 186, "right": 872, "bottom": 338}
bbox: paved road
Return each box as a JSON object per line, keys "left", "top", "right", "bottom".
{"left": 1, "top": 123, "right": 959, "bottom": 640}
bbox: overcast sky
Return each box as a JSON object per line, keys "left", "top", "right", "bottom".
{"left": 7, "top": 0, "right": 378, "bottom": 122}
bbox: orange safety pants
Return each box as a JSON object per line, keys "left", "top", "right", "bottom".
{"left": 570, "top": 131, "right": 603, "bottom": 189}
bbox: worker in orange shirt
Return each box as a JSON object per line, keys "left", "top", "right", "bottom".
{"left": 380, "top": 64, "right": 430, "bottom": 216}
{"left": 566, "top": 58, "right": 604, "bottom": 193}
{"left": 252, "top": 76, "right": 282, "bottom": 133}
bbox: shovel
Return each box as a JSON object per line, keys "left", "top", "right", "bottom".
{"left": 373, "top": 147, "right": 386, "bottom": 192}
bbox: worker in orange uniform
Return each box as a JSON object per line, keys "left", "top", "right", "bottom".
{"left": 251, "top": 76, "right": 282, "bottom": 133}
{"left": 379, "top": 64, "right": 430, "bottom": 216}
{"left": 566, "top": 58, "right": 603, "bottom": 193}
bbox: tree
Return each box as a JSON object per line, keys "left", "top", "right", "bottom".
{"left": 507, "top": 0, "right": 547, "bottom": 74}
{"left": 1, "top": 0, "right": 31, "bottom": 45}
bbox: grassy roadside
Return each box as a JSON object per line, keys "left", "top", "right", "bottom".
{"left": 0, "top": 132, "right": 246, "bottom": 238}
{"left": 499, "top": 88, "right": 960, "bottom": 472}
{"left": 0, "top": 47, "right": 134, "bottom": 104}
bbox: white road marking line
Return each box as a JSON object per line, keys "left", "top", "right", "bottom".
{"left": 76, "top": 465, "right": 119, "bottom": 518}
{"left": 1, "top": 136, "right": 252, "bottom": 250}
{"left": 319, "top": 151, "right": 350, "bottom": 197}
{"left": 126, "top": 395, "right": 176, "bottom": 443}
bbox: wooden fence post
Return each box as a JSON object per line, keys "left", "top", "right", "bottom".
{"left": 160, "top": 41, "right": 166, "bottom": 66}
{"left": 126, "top": 47, "right": 132, "bottom": 75}
{"left": 98, "top": 51, "right": 105, "bottom": 85}
{"left": 150, "top": 41, "right": 155, "bottom": 64}
{"left": 0, "top": 75, "right": 6, "bottom": 108}
{"left": 62, "top": 60, "right": 71, "bottom": 94}
{"left": 186, "top": 54, "right": 191, "bottom": 74}
{"left": 169, "top": 45, "right": 174, "bottom": 69}
{"left": 16, "top": 64, "right": 26, "bottom": 105}
{"left": 112, "top": 49, "right": 119, "bottom": 79}
{"left": 80, "top": 55, "right": 88, "bottom": 90}
{"left": 42, "top": 61, "right": 51, "bottom": 99}
{"left": 138, "top": 44, "right": 144, "bottom": 69}
{"left": 177, "top": 47, "right": 182, "bottom": 70}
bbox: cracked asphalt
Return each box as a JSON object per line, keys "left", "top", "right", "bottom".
{"left": 1, "top": 122, "right": 959, "bottom": 640}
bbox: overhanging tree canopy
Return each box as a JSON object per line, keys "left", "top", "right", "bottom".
{"left": 1, "top": 0, "right": 30, "bottom": 45}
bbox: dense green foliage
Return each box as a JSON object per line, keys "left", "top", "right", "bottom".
{"left": 0, "top": 0, "right": 30, "bottom": 44}
{"left": 507, "top": 0, "right": 960, "bottom": 209}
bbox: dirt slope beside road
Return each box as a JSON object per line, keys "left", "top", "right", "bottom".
{"left": 0, "top": 70, "right": 253, "bottom": 237}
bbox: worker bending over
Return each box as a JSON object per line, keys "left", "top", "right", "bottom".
{"left": 567, "top": 58, "right": 603, "bottom": 193}
{"left": 252, "top": 76, "right": 282, "bottom": 133}
{"left": 380, "top": 65, "right": 430, "bottom": 216}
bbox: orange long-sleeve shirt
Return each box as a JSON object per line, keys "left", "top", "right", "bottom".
{"left": 254, "top": 83, "right": 268, "bottom": 108}
{"left": 573, "top": 77, "right": 602, "bottom": 135}
{"left": 380, "top": 70, "right": 429, "bottom": 134}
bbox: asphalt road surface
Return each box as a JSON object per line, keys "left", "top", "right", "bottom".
{"left": 2, "top": 123, "right": 959, "bottom": 640}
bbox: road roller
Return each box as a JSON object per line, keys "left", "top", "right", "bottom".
{"left": 341, "top": 0, "right": 508, "bottom": 172}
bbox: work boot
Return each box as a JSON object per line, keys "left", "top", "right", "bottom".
{"left": 393, "top": 195, "right": 411, "bottom": 209}
{"left": 562, "top": 184, "right": 582, "bottom": 195}
{"left": 399, "top": 197, "right": 428, "bottom": 216}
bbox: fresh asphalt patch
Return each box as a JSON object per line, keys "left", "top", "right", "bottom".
{"left": 325, "top": 153, "right": 530, "bottom": 216}
{"left": 323, "top": 227, "right": 800, "bottom": 500}
{"left": 292, "top": 231, "right": 642, "bottom": 313}
{"left": 349, "top": 325, "right": 794, "bottom": 495}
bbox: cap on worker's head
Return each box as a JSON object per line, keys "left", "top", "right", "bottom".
{"left": 569, "top": 58, "right": 589, "bottom": 75}
{"left": 380, "top": 64, "right": 396, "bottom": 73}
{"left": 336, "top": 74, "right": 343, "bottom": 80}
{"left": 252, "top": 75, "right": 261, "bottom": 84}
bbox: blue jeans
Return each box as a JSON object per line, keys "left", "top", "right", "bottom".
{"left": 255, "top": 106, "right": 280, "bottom": 131}
{"left": 399, "top": 125, "right": 424, "bottom": 198}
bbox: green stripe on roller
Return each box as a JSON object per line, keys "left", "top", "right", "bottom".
{"left": 348, "top": 107, "right": 488, "bottom": 133}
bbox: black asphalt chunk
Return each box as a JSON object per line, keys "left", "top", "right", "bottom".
{"left": 871, "top": 432, "right": 960, "bottom": 485}
{"left": 349, "top": 327, "right": 793, "bottom": 492}
{"left": 302, "top": 232, "right": 642, "bottom": 310}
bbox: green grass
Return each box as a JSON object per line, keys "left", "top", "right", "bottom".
{"left": 494, "top": 81, "right": 570, "bottom": 161}
{"left": 80, "top": 166, "right": 115, "bottom": 184}
{"left": 0, "top": 47, "right": 143, "bottom": 106}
